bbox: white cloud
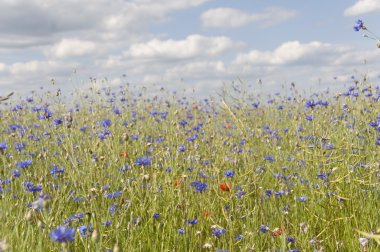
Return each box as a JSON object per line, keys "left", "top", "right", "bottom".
{"left": 46, "top": 39, "right": 97, "bottom": 59}
{"left": 233, "top": 41, "right": 349, "bottom": 66}
{"left": 344, "top": 0, "right": 380, "bottom": 16}
{"left": 201, "top": 7, "right": 297, "bottom": 28}
{"left": 124, "top": 35, "right": 239, "bottom": 60}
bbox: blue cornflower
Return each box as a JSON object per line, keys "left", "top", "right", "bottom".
{"left": 11, "top": 169, "right": 21, "bottom": 178}
{"left": 79, "top": 224, "right": 92, "bottom": 236}
{"left": 187, "top": 219, "right": 198, "bottom": 225}
{"left": 15, "top": 142, "right": 26, "bottom": 151}
{"left": 187, "top": 133, "right": 198, "bottom": 141}
{"left": 305, "top": 100, "right": 317, "bottom": 109}
{"left": 264, "top": 155, "right": 275, "bottom": 162}
{"left": 105, "top": 191, "right": 122, "bottom": 199}
{"left": 113, "top": 107, "right": 121, "bottom": 115}
{"left": 177, "top": 144, "right": 186, "bottom": 153}
{"left": 298, "top": 196, "right": 307, "bottom": 202}
{"left": 178, "top": 228, "right": 185, "bottom": 235}
{"left": 38, "top": 107, "right": 53, "bottom": 119}
{"left": 265, "top": 189, "right": 274, "bottom": 197}
{"left": 153, "top": 213, "right": 160, "bottom": 219}
{"left": 305, "top": 115, "right": 314, "bottom": 121}
{"left": 235, "top": 234, "right": 243, "bottom": 241}
{"left": 353, "top": 19, "right": 365, "bottom": 31}
{"left": 100, "top": 119, "right": 112, "bottom": 128}
{"left": 50, "top": 165, "right": 64, "bottom": 176}
{"left": 109, "top": 204, "right": 119, "bottom": 215}
{"left": 212, "top": 228, "right": 226, "bottom": 238}
{"left": 102, "top": 220, "right": 111, "bottom": 227}
{"left": 53, "top": 118, "right": 63, "bottom": 126}
{"left": 190, "top": 181, "right": 208, "bottom": 193}
{"left": 275, "top": 190, "right": 285, "bottom": 196}
{"left": 259, "top": 224, "right": 270, "bottom": 234}
{"left": 64, "top": 213, "right": 85, "bottom": 224}
{"left": 50, "top": 226, "right": 75, "bottom": 243}
{"left": 224, "top": 170, "right": 235, "bottom": 178}
{"left": 134, "top": 156, "right": 151, "bottom": 167}
{"left": 178, "top": 120, "right": 188, "bottom": 127}
{"left": 118, "top": 165, "right": 130, "bottom": 172}
{"left": 316, "top": 173, "right": 328, "bottom": 180}
{"left": 0, "top": 142, "right": 7, "bottom": 150}
{"left": 287, "top": 236, "right": 296, "bottom": 243}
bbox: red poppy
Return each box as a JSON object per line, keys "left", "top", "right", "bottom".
{"left": 173, "top": 179, "right": 183, "bottom": 187}
{"left": 271, "top": 226, "right": 286, "bottom": 237}
{"left": 219, "top": 182, "right": 232, "bottom": 192}
{"left": 203, "top": 209, "right": 213, "bottom": 218}
{"left": 119, "top": 151, "right": 129, "bottom": 158}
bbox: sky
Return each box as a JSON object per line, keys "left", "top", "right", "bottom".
{"left": 1, "top": 0, "right": 380, "bottom": 99}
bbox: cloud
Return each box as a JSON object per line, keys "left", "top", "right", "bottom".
{"left": 45, "top": 39, "right": 97, "bottom": 59}
{"left": 123, "top": 35, "right": 239, "bottom": 60}
{"left": 233, "top": 41, "right": 349, "bottom": 66}
{"left": 0, "top": 0, "right": 212, "bottom": 49}
{"left": 344, "top": 0, "right": 380, "bottom": 16}
{"left": 201, "top": 7, "right": 297, "bottom": 28}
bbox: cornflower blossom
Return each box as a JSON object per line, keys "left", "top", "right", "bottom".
{"left": 224, "top": 170, "right": 235, "bottom": 178}
{"left": 16, "top": 160, "right": 32, "bottom": 169}
{"left": 105, "top": 191, "right": 122, "bottom": 199}
{"left": 153, "top": 213, "right": 160, "bottom": 219}
{"left": 50, "top": 226, "right": 75, "bottom": 243}
{"left": 212, "top": 228, "right": 226, "bottom": 238}
{"left": 53, "top": 118, "right": 63, "bottom": 126}
{"left": 134, "top": 156, "right": 151, "bottom": 167}
{"left": 298, "top": 196, "right": 307, "bottom": 202}
{"left": 187, "top": 219, "right": 198, "bottom": 225}
{"left": 177, "top": 145, "right": 186, "bottom": 152}
{"left": 259, "top": 224, "right": 270, "bottom": 234}
{"left": 0, "top": 142, "right": 7, "bottom": 151}
{"left": 190, "top": 181, "right": 208, "bottom": 193}
{"left": 353, "top": 19, "right": 365, "bottom": 31}
{"left": 79, "top": 224, "right": 92, "bottom": 237}
{"left": 101, "top": 119, "right": 112, "bottom": 128}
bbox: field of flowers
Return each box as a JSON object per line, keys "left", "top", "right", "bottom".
{"left": 0, "top": 78, "right": 379, "bottom": 251}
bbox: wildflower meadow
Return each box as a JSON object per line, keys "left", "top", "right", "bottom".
{"left": 0, "top": 20, "right": 379, "bottom": 252}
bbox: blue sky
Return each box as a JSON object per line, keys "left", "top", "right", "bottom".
{"left": 1, "top": 0, "right": 380, "bottom": 98}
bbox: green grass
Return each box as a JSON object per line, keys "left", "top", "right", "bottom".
{"left": 0, "top": 82, "right": 379, "bottom": 251}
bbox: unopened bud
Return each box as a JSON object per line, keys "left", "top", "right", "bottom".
{"left": 91, "top": 229, "right": 99, "bottom": 243}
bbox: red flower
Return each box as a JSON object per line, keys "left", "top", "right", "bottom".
{"left": 271, "top": 226, "right": 286, "bottom": 237}
{"left": 173, "top": 179, "right": 183, "bottom": 187}
{"left": 219, "top": 182, "right": 232, "bottom": 192}
{"left": 119, "top": 151, "right": 129, "bottom": 158}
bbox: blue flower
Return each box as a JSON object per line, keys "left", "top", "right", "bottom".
{"left": 102, "top": 220, "right": 112, "bottom": 227}
{"left": 224, "top": 170, "right": 235, "bottom": 178}
{"left": 235, "top": 234, "right": 243, "bottom": 240}
{"left": 178, "top": 228, "right": 185, "bottom": 235}
{"left": 153, "top": 213, "right": 160, "bottom": 219}
{"left": 53, "top": 118, "right": 63, "bottom": 126}
{"left": 79, "top": 224, "right": 92, "bottom": 236}
{"left": 187, "top": 219, "right": 198, "bottom": 225}
{"left": 190, "top": 181, "right": 208, "bottom": 193}
{"left": 298, "top": 196, "right": 307, "bottom": 202}
{"left": 287, "top": 236, "right": 296, "bottom": 243}
{"left": 50, "top": 226, "right": 75, "bottom": 243}
{"left": 353, "top": 19, "right": 365, "bottom": 31}
{"left": 0, "top": 142, "right": 8, "bottom": 150}
{"left": 177, "top": 145, "right": 186, "bottom": 153}
{"left": 105, "top": 191, "right": 122, "bottom": 199}
{"left": 259, "top": 224, "right": 270, "bottom": 234}
{"left": 101, "top": 119, "right": 112, "bottom": 128}
{"left": 11, "top": 169, "right": 21, "bottom": 178}
{"left": 134, "top": 156, "right": 151, "bottom": 167}
{"left": 212, "top": 228, "right": 226, "bottom": 238}
{"left": 187, "top": 133, "right": 198, "bottom": 141}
